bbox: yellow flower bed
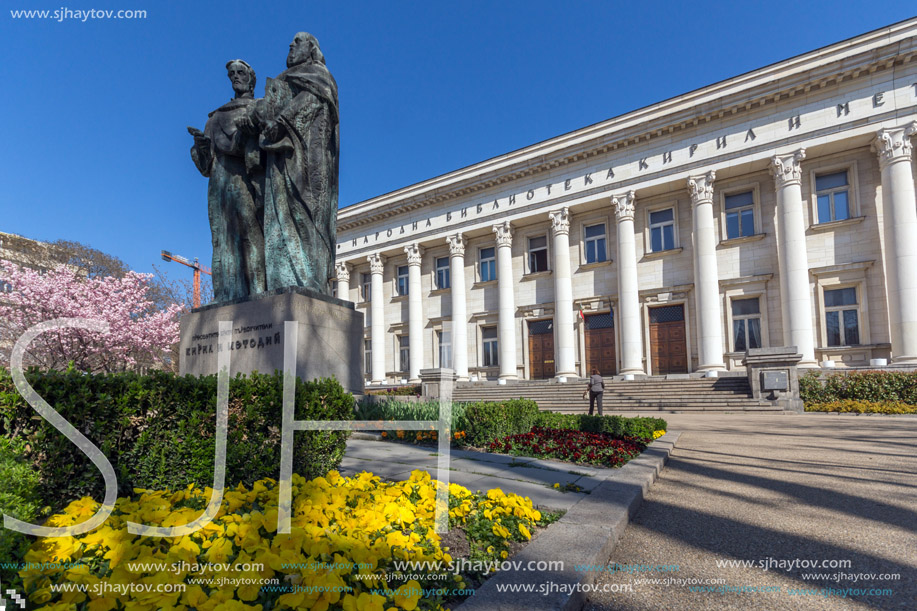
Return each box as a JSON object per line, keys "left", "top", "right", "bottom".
{"left": 805, "top": 400, "right": 917, "bottom": 414}
{"left": 20, "top": 470, "right": 544, "bottom": 610}
{"left": 652, "top": 430, "right": 666, "bottom": 440}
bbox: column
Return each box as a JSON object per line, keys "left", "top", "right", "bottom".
{"left": 334, "top": 261, "right": 351, "bottom": 302}
{"left": 367, "top": 253, "right": 386, "bottom": 384}
{"left": 688, "top": 171, "right": 726, "bottom": 371}
{"left": 549, "top": 207, "right": 577, "bottom": 379}
{"left": 874, "top": 122, "right": 917, "bottom": 363}
{"left": 771, "top": 149, "right": 816, "bottom": 366}
{"left": 404, "top": 243, "right": 425, "bottom": 382}
{"left": 447, "top": 234, "right": 469, "bottom": 381}
{"left": 493, "top": 221, "right": 517, "bottom": 380}
{"left": 613, "top": 191, "right": 645, "bottom": 375}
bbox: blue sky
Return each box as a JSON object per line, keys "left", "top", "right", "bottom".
{"left": 2, "top": 1, "right": 915, "bottom": 287}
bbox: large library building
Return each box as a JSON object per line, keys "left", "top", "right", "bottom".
{"left": 333, "top": 19, "right": 917, "bottom": 386}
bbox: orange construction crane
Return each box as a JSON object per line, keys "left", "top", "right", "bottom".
{"left": 161, "top": 250, "right": 212, "bottom": 308}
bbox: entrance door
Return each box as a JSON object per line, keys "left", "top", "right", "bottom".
{"left": 528, "top": 319, "right": 555, "bottom": 379}
{"left": 649, "top": 305, "right": 688, "bottom": 374}
{"left": 584, "top": 312, "right": 616, "bottom": 376}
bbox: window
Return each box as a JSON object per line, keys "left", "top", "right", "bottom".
{"left": 363, "top": 339, "right": 372, "bottom": 376}
{"left": 815, "top": 171, "right": 850, "bottom": 224}
{"left": 824, "top": 287, "right": 859, "bottom": 346}
{"left": 731, "top": 298, "right": 762, "bottom": 352}
{"left": 397, "top": 265, "right": 409, "bottom": 296}
{"left": 438, "top": 330, "right": 452, "bottom": 369}
{"left": 649, "top": 208, "right": 675, "bottom": 252}
{"left": 399, "top": 335, "right": 410, "bottom": 371}
{"left": 584, "top": 223, "right": 607, "bottom": 263}
{"left": 725, "top": 191, "right": 755, "bottom": 239}
{"left": 482, "top": 327, "right": 498, "bottom": 367}
{"left": 435, "top": 257, "right": 450, "bottom": 289}
{"left": 331, "top": 280, "right": 338, "bottom": 298}
{"left": 480, "top": 247, "right": 496, "bottom": 282}
{"left": 361, "top": 273, "right": 371, "bottom": 302}
{"left": 528, "top": 235, "right": 548, "bottom": 273}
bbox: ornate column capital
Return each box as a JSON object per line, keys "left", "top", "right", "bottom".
{"left": 770, "top": 148, "right": 807, "bottom": 188}
{"left": 367, "top": 253, "right": 385, "bottom": 275}
{"left": 873, "top": 122, "right": 917, "bottom": 170}
{"left": 549, "top": 207, "right": 570, "bottom": 236}
{"left": 612, "top": 191, "right": 636, "bottom": 222}
{"left": 404, "top": 243, "right": 423, "bottom": 266}
{"left": 493, "top": 221, "right": 513, "bottom": 247}
{"left": 687, "top": 171, "right": 716, "bottom": 205}
{"left": 447, "top": 233, "right": 466, "bottom": 257}
{"left": 334, "top": 261, "right": 350, "bottom": 282}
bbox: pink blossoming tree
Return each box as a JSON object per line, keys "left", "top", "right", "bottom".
{"left": 0, "top": 262, "right": 182, "bottom": 373}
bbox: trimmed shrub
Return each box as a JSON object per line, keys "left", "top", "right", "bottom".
{"left": 0, "top": 437, "right": 42, "bottom": 589}
{"left": 533, "top": 412, "right": 667, "bottom": 439}
{"left": 799, "top": 370, "right": 917, "bottom": 404}
{"left": 463, "top": 399, "right": 539, "bottom": 447}
{"left": 365, "top": 384, "right": 422, "bottom": 396}
{"left": 0, "top": 368, "right": 353, "bottom": 512}
{"left": 805, "top": 400, "right": 917, "bottom": 414}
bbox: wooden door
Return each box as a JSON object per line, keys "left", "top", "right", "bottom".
{"left": 649, "top": 305, "right": 687, "bottom": 374}
{"left": 528, "top": 319, "right": 555, "bottom": 379}
{"left": 585, "top": 312, "right": 616, "bottom": 376}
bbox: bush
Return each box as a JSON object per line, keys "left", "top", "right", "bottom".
{"left": 365, "top": 384, "right": 422, "bottom": 396}
{"left": 355, "top": 398, "right": 468, "bottom": 431}
{"left": 463, "top": 399, "right": 539, "bottom": 447}
{"left": 0, "top": 368, "right": 353, "bottom": 512}
{"left": 533, "top": 412, "right": 667, "bottom": 439}
{"left": 805, "top": 400, "right": 917, "bottom": 414}
{"left": 799, "top": 370, "right": 917, "bottom": 404}
{"left": 0, "top": 437, "right": 42, "bottom": 589}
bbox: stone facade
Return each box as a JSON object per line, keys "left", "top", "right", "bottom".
{"left": 334, "top": 20, "right": 917, "bottom": 384}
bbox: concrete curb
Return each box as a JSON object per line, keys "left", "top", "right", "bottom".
{"left": 453, "top": 431, "right": 681, "bottom": 611}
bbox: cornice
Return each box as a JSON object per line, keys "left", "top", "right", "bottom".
{"left": 338, "top": 21, "right": 917, "bottom": 232}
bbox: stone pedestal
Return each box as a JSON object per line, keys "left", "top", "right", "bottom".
{"left": 179, "top": 287, "right": 364, "bottom": 395}
{"left": 420, "top": 368, "right": 457, "bottom": 399}
{"left": 742, "top": 346, "right": 803, "bottom": 412}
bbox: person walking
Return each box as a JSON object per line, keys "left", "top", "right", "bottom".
{"left": 582, "top": 368, "right": 605, "bottom": 416}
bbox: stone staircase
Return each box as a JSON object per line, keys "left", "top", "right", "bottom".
{"left": 452, "top": 375, "right": 783, "bottom": 412}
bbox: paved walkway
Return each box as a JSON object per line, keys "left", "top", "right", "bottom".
{"left": 584, "top": 413, "right": 917, "bottom": 611}
{"left": 340, "top": 435, "right": 608, "bottom": 511}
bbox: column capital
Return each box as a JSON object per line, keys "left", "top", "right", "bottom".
{"left": 493, "top": 221, "right": 514, "bottom": 247}
{"left": 873, "top": 122, "right": 917, "bottom": 170}
{"left": 770, "top": 148, "right": 806, "bottom": 188}
{"left": 446, "top": 233, "right": 466, "bottom": 256}
{"left": 334, "top": 261, "right": 351, "bottom": 282}
{"left": 687, "top": 171, "right": 716, "bottom": 205}
{"left": 367, "top": 253, "right": 385, "bottom": 275}
{"left": 404, "top": 243, "right": 423, "bottom": 266}
{"left": 612, "top": 190, "right": 636, "bottom": 222}
{"left": 549, "top": 207, "right": 570, "bottom": 236}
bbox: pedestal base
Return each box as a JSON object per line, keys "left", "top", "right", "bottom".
{"left": 179, "top": 287, "right": 364, "bottom": 395}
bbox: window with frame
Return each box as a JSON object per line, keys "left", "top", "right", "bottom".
{"left": 725, "top": 191, "right": 755, "bottom": 239}
{"left": 361, "top": 273, "right": 371, "bottom": 302}
{"left": 435, "top": 257, "right": 450, "bottom": 289}
{"left": 815, "top": 171, "right": 850, "bottom": 224}
{"left": 482, "top": 327, "right": 498, "bottom": 367}
{"left": 398, "top": 335, "right": 409, "bottom": 371}
{"left": 363, "top": 339, "right": 372, "bottom": 376}
{"left": 731, "top": 297, "right": 762, "bottom": 352}
{"left": 824, "top": 287, "right": 859, "bottom": 346}
{"left": 584, "top": 223, "right": 607, "bottom": 263}
{"left": 528, "top": 235, "right": 548, "bottom": 273}
{"left": 480, "top": 247, "right": 496, "bottom": 282}
{"left": 649, "top": 208, "right": 675, "bottom": 252}
{"left": 438, "top": 330, "right": 452, "bottom": 369}
{"left": 396, "top": 265, "right": 409, "bottom": 296}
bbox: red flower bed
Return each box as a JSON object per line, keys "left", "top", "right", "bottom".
{"left": 487, "top": 427, "right": 648, "bottom": 467}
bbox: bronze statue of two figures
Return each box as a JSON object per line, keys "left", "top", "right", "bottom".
{"left": 189, "top": 32, "right": 339, "bottom": 303}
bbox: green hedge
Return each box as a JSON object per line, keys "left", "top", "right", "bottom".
{"left": 799, "top": 370, "right": 917, "bottom": 404}
{"left": 365, "top": 385, "right": 423, "bottom": 396}
{"left": 0, "top": 369, "right": 353, "bottom": 512}
{"left": 355, "top": 399, "right": 468, "bottom": 431}
{"left": 463, "top": 399, "right": 539, "bottom": 446}
{"left": 533, "top": 412, "right": 667, "bottom": 439}
{"left": 0, "top": 437, "right": 42, "bottom": 589}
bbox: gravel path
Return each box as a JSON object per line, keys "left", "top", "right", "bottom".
{"left": 584, "top": 413, "right": 917, "bottom": 611}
